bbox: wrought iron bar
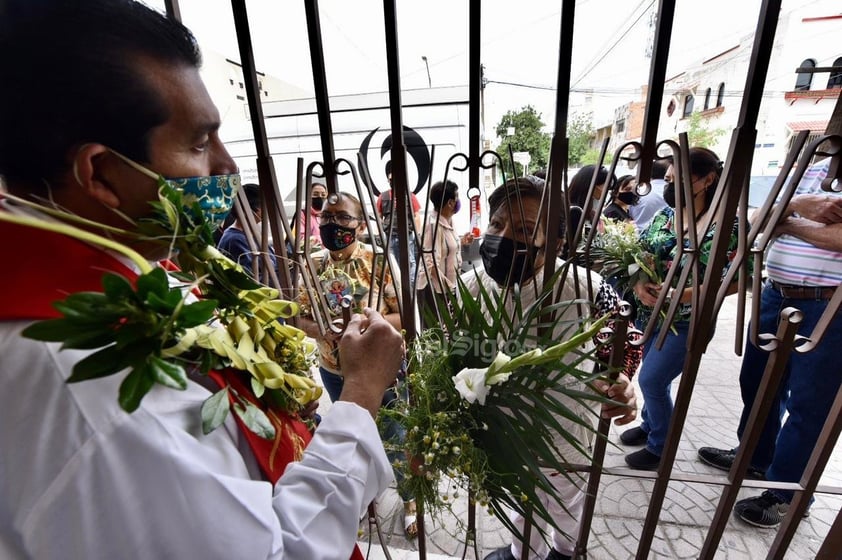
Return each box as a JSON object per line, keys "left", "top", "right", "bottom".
{"left": 698, "top": 307, "right": 803, "bottom": 558}
{"left": 636, "top": 0, "right": 782, "bottom": 555}
{"left": 303, "top": 0, "right": 338, "bottom": 194}
{"left": 230, "top": 0, "right": 294, "bottom": 295}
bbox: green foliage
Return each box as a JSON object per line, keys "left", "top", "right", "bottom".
{"left": 494, "top": 105, "right": 551, "bottom": 177}
{"left": 23, "top": 269, "right": 216, "bottom": 412}
{"left": 580, "top": 147, "right": 613, "bottom": 167}
{"left": 567, "top": 112, "right": 596, "bottom": 166}
{"left": 684, "top": 111, "right": 727, "bottom": 149}
{"left": 383, "top": 269, "right": 619, "bottom": 541}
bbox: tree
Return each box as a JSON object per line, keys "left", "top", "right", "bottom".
{"left": 494, "top": 105, "right": 550, "bottom": 178}
{"left": 685, "top": 111, "right": 727, "bottom": 148}
{"left": 580, "top": 147, "right": 613, "bottom": 167}
{"left": 567, "top": 111, "right": 595, "bottom": 166}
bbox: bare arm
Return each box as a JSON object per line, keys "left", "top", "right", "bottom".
{"left": 787, "top": 193, "right": 842, "bottom": 225}
{"left": 776, "top": 216, "right": 842, "bottom": 252}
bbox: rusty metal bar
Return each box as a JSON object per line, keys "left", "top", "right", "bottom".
{"left": 816, "top": 507, "right": 842, "bottom": 560}
{"left": 635, "top": 0, "right": 675, "bottom": 191}
{"left": 636, "top": 0, "right": 782, "bottom": 556}
{"left": 769, "top": 379, "right": 842, "bottom": 559}
{"left": 540, "top": 0, "right": 575, "bottom": 288}
{"left": 699, "top": 307, "right": 802, "bottom": 558}
{"left": 303, "top": 0, "right": 338, "bottom": 194}
{"left": 230, "top": 0, "right": 294, "bottom": 295}
{"left": 382, "top": 0, "right": 416, "bottom": 343}
{"left": 163, "top": 0, "right": 181, "bottom": 21}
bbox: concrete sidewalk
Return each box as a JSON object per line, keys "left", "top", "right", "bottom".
{"left": 316, "top": 293, "right": 841, "bottom": 559}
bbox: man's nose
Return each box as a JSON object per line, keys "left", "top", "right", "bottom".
{"left": 210, "top": 139, "right": 238, "bottom": 176}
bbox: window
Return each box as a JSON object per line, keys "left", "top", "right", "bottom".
{"left": 683, "top": 94, "right": 694, "bottom": 118}
{"left": 716, "top": 82, "right": 725, "bottom": 107}
{"left": 828, "top": 57, "right": 842, "bottom": 89}
{"left": 795, "top": 58, "right": 816, "bottom": 91}
{"left": 616, "top": 118, "right": 625, "bottom": 133}
{"left": 703, "top": 87, "right": 711, "bottom": 110}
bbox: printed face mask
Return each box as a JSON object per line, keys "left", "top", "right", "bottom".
{"left": 480, "top": 233, "right": 537, "bottom": 286}
{"left": 320, "top": 222, "right": 357, "bottom": 251}
{"left": 109, "top": 149, "right": 240, "bottom": 229}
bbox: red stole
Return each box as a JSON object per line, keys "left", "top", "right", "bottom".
{"left": 0, "top": 217, "right": 364, "bottom": 560}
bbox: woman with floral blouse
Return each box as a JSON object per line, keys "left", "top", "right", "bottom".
{"left": 621, "top": 147, "right": 747, "bottom": 470}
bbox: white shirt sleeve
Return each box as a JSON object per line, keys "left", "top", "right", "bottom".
{"left": 0, "top": 326, "right": 392, "bottom": 560}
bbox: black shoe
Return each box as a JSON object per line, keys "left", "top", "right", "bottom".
{"left": 698, "top": 447, "right": 766, "bottom": 479}
{"left": 734, "top": 490, "right": 809, "bottom": 528}
{"left": 619, "top": 426, "right": 647, "bottom": 446}
{"left": 546, "top": 548, "right": 572, "bottom": 560}
{"left": 625, "top": 448, "right": 661, "bottom": 470}
{"left": 484, "top": 546, "right": 516, "bottom": 560}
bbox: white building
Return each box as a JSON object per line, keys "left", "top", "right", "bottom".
{"left": 653, "top": 0, "right": 840, "bottom": 175}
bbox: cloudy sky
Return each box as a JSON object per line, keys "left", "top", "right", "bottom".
{"left": 146, "top": 0, "right": 792, "bottom": 134}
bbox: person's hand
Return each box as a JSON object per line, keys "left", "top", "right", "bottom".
{"left": 633, "top": 281, "right": 661, "bottom": 308}
{"left": 789, "top": 193, "right": 842, "bottom": 224}
{"left": 460, "top": 232, "right": 474, "bottom": 246}
{"left": 337, "top": 308, "right": 404, "bottom": 417}
{"left": 594, "top": 373, "right": 637, "bottom": 425}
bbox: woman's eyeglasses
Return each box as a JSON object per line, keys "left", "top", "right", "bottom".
{"left": 318, "top": 213, "right": 363, "bottom": 227}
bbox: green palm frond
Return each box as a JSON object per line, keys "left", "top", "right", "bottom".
{"left": 383, "top": 267, "right": 620, "bottom": 542}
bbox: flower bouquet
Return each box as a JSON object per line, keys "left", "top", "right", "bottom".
{"left": 585, "top": 220, "right": 660, "bottom": 295}
{"left": 382, "top": 269, "right": 621, "bottom": 540}
{"left": 1, "top": 181, "right": 321, "bottom": 441}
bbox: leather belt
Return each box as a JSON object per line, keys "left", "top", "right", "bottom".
{"left": 769, "top": 280, "right": 836, "bottom": 300}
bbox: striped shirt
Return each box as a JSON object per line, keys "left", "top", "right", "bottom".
{"left": 765, "top": 159, "right": 842, "bottom": 286}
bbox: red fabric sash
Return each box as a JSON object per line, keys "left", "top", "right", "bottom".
{"left": 0, "top": 217, "right": 363, "bottom": 560}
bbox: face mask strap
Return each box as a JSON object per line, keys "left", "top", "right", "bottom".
{"left": 108, "top": 148, "right": 160, "bottom": 181}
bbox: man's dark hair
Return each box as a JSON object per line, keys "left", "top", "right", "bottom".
{"left": 0, "top": 0, "right": 201, "bottom": 189}
{"left": 429, "top": 180, "right": 458, "bottom": 211}
{"left": 651, "top": 159, "right": 669, "bottom": 180}
{"left": 242, "top": 183, "right": 262, "bottom": 213}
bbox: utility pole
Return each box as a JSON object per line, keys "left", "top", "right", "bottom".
{"left": 421, "top": 55, "right": 431, "bottom": 88}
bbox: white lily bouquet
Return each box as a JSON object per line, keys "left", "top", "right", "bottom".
{"left": 383, "top": 270, "right": 617, "bottom": 538}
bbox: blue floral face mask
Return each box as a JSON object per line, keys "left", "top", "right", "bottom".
{"left": 109, "top": 149, "right": 240, "bottom": 229}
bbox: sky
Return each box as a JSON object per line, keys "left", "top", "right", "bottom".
{"left": 145, "top": 0, "right": 781, "bottom": 137}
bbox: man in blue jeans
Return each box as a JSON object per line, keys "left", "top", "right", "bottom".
{"left": 698, "top": 158, "right": 842, "bottom": 527}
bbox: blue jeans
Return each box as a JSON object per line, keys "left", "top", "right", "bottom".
{"left": 735, "top": 285, "right": 842, "bottom": 503}
{"left": 389, "top": 232, "right": 417, "bottom": 292}
{"left": 637, "top": 321, "right": 691, "bottom": 456}
{"left": 319, "top": 367, "right": 412, "bottom": 501}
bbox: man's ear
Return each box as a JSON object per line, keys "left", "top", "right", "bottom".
{"left": 72, "top": 143, "right": 120, "bottom": 209}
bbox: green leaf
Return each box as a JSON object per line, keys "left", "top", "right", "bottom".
{"left": 177, "top": 299, "right": 217, "bottom": 328}
{"left": 146, "top": 290, "right": 183, "bottom": 314}
{"left": 201, "top": 386, "right": 230, "bottom": 434}
{"left": 136, "top": 268, "right": 169, "bottom": 302}
{"left": 22, "top": 318, "right": 75, "bottom": 342}
{"left": 68, "top": 344, "right": 133, "bottom": 382}
{"left": 60, "top": 327, "right": 117, "bottom": 350}
{"left": 148, "top": 355, "right": 187, "bottom": 390}
{"left": 102, "top": 272, "right": 136, "bottom": 300}
{"left": 233, "top": 400, "right": 275, "bottom": 440}
{"left": 250, "top": 376, "right": 265, "bottom": 398}
{"left": 118, "top": 363, "right": 156, "bottom": 412}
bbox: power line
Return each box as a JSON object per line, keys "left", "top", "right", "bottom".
{"left": 571, "top": 0, "right": 655, "bottom": 88}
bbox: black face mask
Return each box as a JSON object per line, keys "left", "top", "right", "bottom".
{"left": 480, "top": 234, "right": 538, "bottom": 286}
{"left": 663, "top": 182, "right": 676, "bottom": 209}
{"left": 617, "top": 191, "right": 639, "bottom": 206}
{"left": 320, "top": 223, "right": 356, "bottom": 252}
{"left": 311, "top": 197, "right": 325, "bottom": 211}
